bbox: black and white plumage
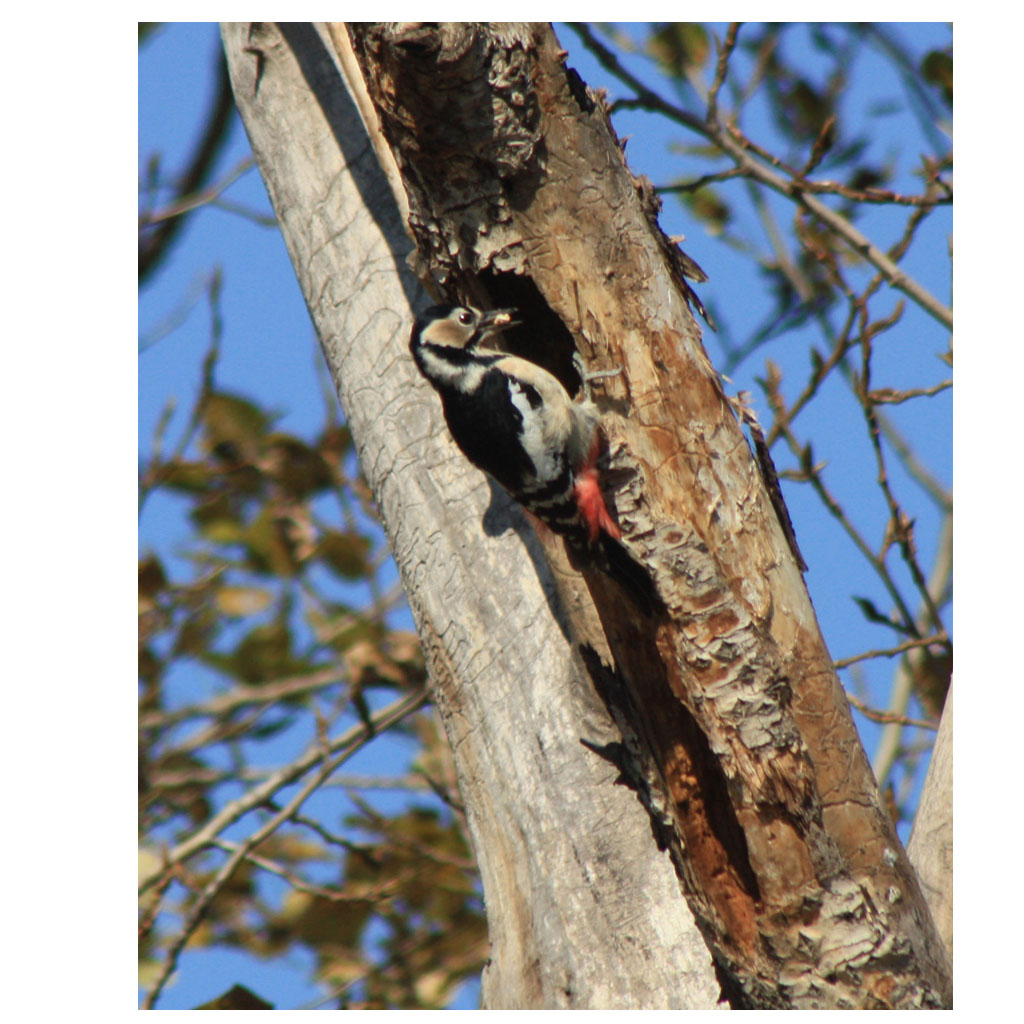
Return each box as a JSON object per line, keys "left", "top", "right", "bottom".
{"left": 409, "top": 303, "right": 655, "bottom": 605}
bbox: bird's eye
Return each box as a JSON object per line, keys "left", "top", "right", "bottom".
{"left": 458, "top": 310, "right": 474, "bottom": 325}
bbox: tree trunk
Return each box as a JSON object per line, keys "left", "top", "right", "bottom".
{"left": 222, "top": 21, "right": 951, "bottom": 1009}
{"left": 221, "top": 21, "right": 721, "bottom": 1009}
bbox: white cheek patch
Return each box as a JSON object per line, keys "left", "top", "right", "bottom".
{"left": 419, "top": 347, "right": 486, "bottom": 392}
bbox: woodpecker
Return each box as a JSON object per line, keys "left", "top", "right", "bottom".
{"left": 410, "top": 303, "right": 655, "bottom": 606}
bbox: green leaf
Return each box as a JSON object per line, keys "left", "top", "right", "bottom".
{"left": 202, "top": 391, "right": 274, "bottom": 459}
{"left": 285, "top": 889, "right": 374, "bottom": 950}
{"left": 319, "top": 531, "right": 372, "bottom": 580}
{"left": 138, "top": 645, "right": 162, "bottom": 689}
{"left": 852, "top": 597, "right": 915, "bottom": 636}
{"left": 683, "top": 188, "right": 731, "bottom": 233}
{"left": 196, "top": 984, "right": 273, "bottom": 1010}
{"left": 138, "top": 23, "right": 163, "bottom": 46}
{"left": 191, "top": 492, "right": 245, "bottom": 545}
{"left": 244, "top": 506, "right": 298, "bottom": 576}
{"left": 318, "top": 423, "right": 353, "bottom": 463}
{"left": 266, "top": 434, "right": 333, "bottom": 498}
{"left": 783, "top": 79, "right": 834, "bottom": 142}
{"left": 138, "top": 555, "right": 168, "bottom": 599}
{"left": 247, "top": 715, "right": 298, "bottom": 740}
{"left": 797, "top": 442, "right": 818, "bottom": 480}
{"left": 228, "top": 619, "right": 296, "bottom": 684}
{"left": 647, "top": 23, "right": 709, "bottom": 76}
{"left": 161, "top": 460, "right": 214, "bottom": 495}
{"left": 215, "top": 585, "right": 273, "bottom": 618}
{"left": 173, "top": 605, "right": 219, "bottom": 659}
{"left": 921, "top": 49, "right": 953, "bottom": 105}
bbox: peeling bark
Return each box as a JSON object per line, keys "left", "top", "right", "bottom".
{"left": 223, "top": 20, "right": 951, "bottom": 1009}
{"left": 345, "top": 22, "right": 951, "bottom": 1009}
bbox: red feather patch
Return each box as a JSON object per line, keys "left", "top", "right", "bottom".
{"left": 573, "top": 465, "right": 621, "bottom": 543}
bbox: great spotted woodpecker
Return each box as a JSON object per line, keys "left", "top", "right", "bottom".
{"left": 410, "top": 303, "right": 655, "bottom": 606}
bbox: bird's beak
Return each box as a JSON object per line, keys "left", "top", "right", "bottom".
{"left": 471, "top": 308, "right": 519, "bottom": 351}
{"left": 478, "top": 308, "right": 520, "bottom": 334}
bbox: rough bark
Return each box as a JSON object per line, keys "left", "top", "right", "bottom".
{"left": 221, "top": 21, "right": 721, "bottom": 1009}
{"left": 223, "top": 20, "right": 952, "bottom": 1009}
{"left": 344, "top": 22, "right": 951, "bottom": 1009}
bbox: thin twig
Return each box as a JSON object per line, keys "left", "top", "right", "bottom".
{"left": 567, "top": 22, "right": 953, "bottom": 330}
{"left": 717, "top": 123, "right": 952, "bottom": 329}
{"left": 138, "top": 273, "right": 224, "bottom": 511}
{"left": 872, "top": 513, "right": 953, "bottom": 786}
{"left": 706, "top": 23, "right": 740, "bottom": 127}
{"left": 143, "top": 727, "right": 387, "bottom": 1008}
{"left": 139, "top": 156, "right": 256, "bottom": 226}
{"left": 139, "top": 48, "right": 237, "bottom": 283}
{"left": 347, "top": 791, "right": 478, "bottom": 873}
{"left": 656, "top": 166, "right": 745, "bottom": 194}
{"left": 858, "top": 327, "right": 946, "bottom": 635}
{"left": 138, "top": 666, "right": 344, "bottom": 731}
{"left": 793, "top": 177, "right": 951, "bottom": 207}
{"left": 845, "top": 692, "right": 937, "bottom": 731}
{"left": 210, "top": 839, "right": 400, "bottom": 903}
{"left": 834, "top": 632, "right": 948, "bottom": 670}
{"left": 137, "top": 867, "right": 176, "bottom": 945}
{"left": 873, "top": 407, "right": 952, "bottom": 510}
{"left": 868, "top": 380, "right": 952, "bottom": 405}
{"left": 774, "top": 418, "right": 920, "bottom": 636}
{"left": 139, "top": 688, "right": 429, "bottom": 894}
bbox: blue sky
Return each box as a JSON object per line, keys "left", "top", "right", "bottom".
{"left": 139, "top": 22, "right": 953, "bottom": 1010}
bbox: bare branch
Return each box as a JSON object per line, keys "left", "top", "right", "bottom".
{"left": 858, "top": 329, "right": 946, "bottom": 635}
{"left": 567, "top": 22, "right": 953, "bottom": 330}
{"left": 706, "top": 22, "right": 740, "bottom": 126}
{"left": 834, "top": 633, "right": 949, "bottom": 670}
{"left": 142, "top": 725, "right": 398, "bottom": 1008}
{"left": 845, "top": 692, "right": 938, "bottom": 731}
{"left": 138, "top": 155, "right": 257, "bottom": 225}
{"left": 138, "top": 665, "right": 344, "bottom": 731}
{"left": 873, "top": 514, "right": 953, "bottom": 785}
{"left": 210, "top": 838, "right": 400, "bottom": 903}
{"left": 139, "top": 47, "right": 237, "bottom": 283}
{"left": 868, "top": 380, "right": 952, "bottom": 405}
{"left": 138, "top": 688, "right": 429, "bottom": 895}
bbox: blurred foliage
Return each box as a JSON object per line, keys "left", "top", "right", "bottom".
{"left": 649, "top": 23, "right": 710, "bottom": 79}
{"left": 921, "top": 48, "right": 953, "bottom": 105}
{"left": 196, "top": 984, "right": 273, "bottom": 1009}
{"left": 141, "top": 20, "right": 952, "bottom": 1011}
{"left": 137, "top": 318, "right": 484, "bottom": 1005}
{"left": 138, "top": 32, "right": 485, "bottom": 999}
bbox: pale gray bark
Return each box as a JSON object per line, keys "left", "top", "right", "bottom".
{"left": 907, "top": 683, "right": 953, "bottom": 959}
{"left": 221, "top": 21, "right": 721, "bottom": 1009}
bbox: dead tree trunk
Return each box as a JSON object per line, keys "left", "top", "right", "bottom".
{"left": 223, "top": 21, "right": 952, "bottom": 1009}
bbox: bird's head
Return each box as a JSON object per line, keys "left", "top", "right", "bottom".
{"left": 412, "top": 304, "right": 519, "bottom": 352}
